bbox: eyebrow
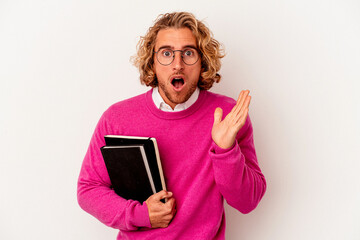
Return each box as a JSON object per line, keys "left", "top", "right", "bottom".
{"left": 156, "top": 45, "right": 198, "bottom": 51}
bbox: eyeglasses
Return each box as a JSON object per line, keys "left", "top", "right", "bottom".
{"left": 154, "top": 47, "right": 200, "bottom": 66}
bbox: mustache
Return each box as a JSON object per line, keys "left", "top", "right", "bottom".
{"left": 172, "top": 71, "right": 185, "bottom": 75}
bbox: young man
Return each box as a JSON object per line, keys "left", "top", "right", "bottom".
{"left": 77, "top": 12, "right": 266, "bottom": 239}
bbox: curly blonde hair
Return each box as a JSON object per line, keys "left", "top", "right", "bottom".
{"left": 132, "top": 12, "right": 224, "bottom": 90}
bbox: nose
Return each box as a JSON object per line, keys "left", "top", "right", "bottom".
{"left": 172, "top": 51, "right": 184, "bottom": 70}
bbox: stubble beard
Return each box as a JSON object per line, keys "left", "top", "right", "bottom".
{"left": 158, "top": 81, "right": 198, "bottom": 107}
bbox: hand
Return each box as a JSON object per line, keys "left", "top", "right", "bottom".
{"left": 211, "top": 90, "right": 251, "bottom": 149}
{"left": 145, "top": 190, "right": 176, "bottom": 228}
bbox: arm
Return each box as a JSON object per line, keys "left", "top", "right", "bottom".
{"left": 210, "top": 90, "right": 266, "bottom": 213}
{"left": 77, "top": 111, "right": 176, "bottom": 230}
{"left": 77, "top": 112, "right": 151, "bottom": 230}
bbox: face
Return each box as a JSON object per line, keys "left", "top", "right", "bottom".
{"left": 153, "top": 27, "right": 202, "bottom": 109}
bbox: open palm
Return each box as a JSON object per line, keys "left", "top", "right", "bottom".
{"left": 211, "top": 90, "right": 251, "bottom": 149}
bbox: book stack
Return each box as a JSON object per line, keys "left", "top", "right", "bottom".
{"left": 100, "top": 135, "right": 166, "bottom": 203}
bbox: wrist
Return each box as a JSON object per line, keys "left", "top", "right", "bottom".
{"left": 135, "top": 201, "right": 152, "bottom": 228}
{"left": 212, "top": 141, "right": 236, "bottom": 154}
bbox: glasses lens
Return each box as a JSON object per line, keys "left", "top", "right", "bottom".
{"left": 157, "top": 49, "right": 173, "bottom": 65}
{"left": 182, "top": 48, "right": 199, "bottom": 65}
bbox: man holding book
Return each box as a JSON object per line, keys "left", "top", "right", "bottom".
{"left": 77, "top": 12, "right": 266, "bottom": 239}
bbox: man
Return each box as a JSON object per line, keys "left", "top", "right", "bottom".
{"left": 77, "top": 12, "right": 266, "bottom": 239}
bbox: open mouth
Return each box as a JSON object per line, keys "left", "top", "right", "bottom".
{"left": 171, "top": 77, "right": 185, "bottom": 90}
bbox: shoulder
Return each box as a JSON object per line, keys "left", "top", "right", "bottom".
{"left": 205, "top": 91, "right": 237, "bottom": 111}
{"left": 206, "top": 91, "right": 236, "bottom": 103}
{"left": 102, "top": 91, "right": 150, "bottom": 120}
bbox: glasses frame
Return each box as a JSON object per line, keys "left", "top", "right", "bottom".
{"left": 154, "top": 47, "right": 201, "bottom": 66}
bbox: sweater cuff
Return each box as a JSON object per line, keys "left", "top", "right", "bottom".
{"left": 131, "top": 201, "right": 152, "bottom": 228}
{"left": 211, "top": 141, "right": 237, "bottom": 155}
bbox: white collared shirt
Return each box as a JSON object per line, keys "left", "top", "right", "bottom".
{"left": 152, "top": 87, "right": 200, "bottom": 112}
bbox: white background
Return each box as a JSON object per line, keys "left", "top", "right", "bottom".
{"left": 1, "top": 0, "right": 359, "bottom": 239}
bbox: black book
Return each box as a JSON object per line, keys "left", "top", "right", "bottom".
{"left": 100, "top": 135, "right": 166, "bottom": 203}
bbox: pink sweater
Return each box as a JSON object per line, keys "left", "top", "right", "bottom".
{"left": 77, "top": 89, "right": 266, "bottom": 239}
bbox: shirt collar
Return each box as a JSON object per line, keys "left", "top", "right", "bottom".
{"left": 152, "top": 87, "right": 200, "bottom": 112}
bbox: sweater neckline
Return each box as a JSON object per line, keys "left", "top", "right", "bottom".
{"left": 145, "top": 88, "right": 208, "bottom": 120}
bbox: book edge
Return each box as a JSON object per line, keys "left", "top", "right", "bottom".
{"left": 139, "top": 146, "right": 156, "bottom": 195}
{"left": 104, "top": 135, "right": 150, "bottom": 140}
{"left": 151, "top": 138, "right": 167, "bottom": 192}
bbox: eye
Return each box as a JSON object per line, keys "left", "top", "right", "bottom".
{"left": 161, "top": 49, "right": 173, "bottom": 57}
{"left": 183, "top": 49, "right": 195, "bottom": 57}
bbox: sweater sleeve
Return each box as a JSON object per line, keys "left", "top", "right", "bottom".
{"left": 77, "top": 111, "right": 152, "bottom": 230}
{"left": 209, "top": 115, "right": 266, "bottom": 214}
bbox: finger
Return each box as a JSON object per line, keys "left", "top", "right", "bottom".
{"left": 153, "top": 190, "right": 172, "bottom": 201}
{"left": 213, "top": 107, "right": 223, "bottom": 125}
{"left": 233, "top": 90, "right": 250, "bottom": 115}
{"left": 235, "top": 95, "right": 251, "bottom": 119}
{"left": 165, "top": 198, "right": 176, "bottom": 209}
{"left": 229, "top": 91, "right": 244, "bottom": 115}
{"left": 162, "top": 191, "right": 173, "bottom": 199}
{"left": 162, "top": 192, "right": 173, "bottom": 203}
{"left": 244, "top": 95, "right": 251, "bottom": 108}
{"left": 235, "top": 107, "right": 249, "bottom": 128}
{"left": 165, "top": 198, "right": 176, "bottom": 216}
{"left": 238, "top": 90, "right": 250, "bottom": 108}
{"left": 236, "top": 90, "right": 245, "bottom": 105}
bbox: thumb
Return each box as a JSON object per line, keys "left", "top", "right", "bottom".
{"left": 154, "top": 190, "right": 172, "bottom": 201}
{"left": 213, "top": 107, "right": 223, "bottom": 125}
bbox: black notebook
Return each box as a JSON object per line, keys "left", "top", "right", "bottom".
{"left": 100, "top": 135, "right": 166, "bottom": 203}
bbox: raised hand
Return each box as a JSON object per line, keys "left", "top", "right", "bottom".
{"left": 145, "top": 190, "right": 176, "bottom": 228}
{"left": 211, "top": 90, "right": 251, "bottom": 149}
